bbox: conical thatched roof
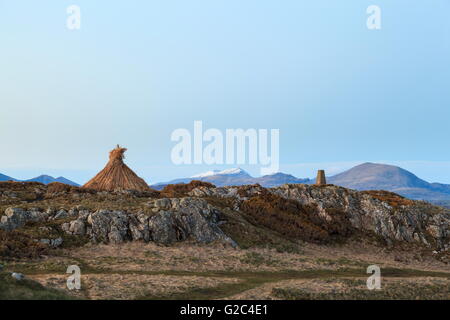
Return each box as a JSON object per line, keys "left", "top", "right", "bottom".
{"left": 83, "top": 145, "right": 150, "bottom": 192}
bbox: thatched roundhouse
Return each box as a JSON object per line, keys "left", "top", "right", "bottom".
{"left": 83, "top": 145, "right": 150, "bottom": 192}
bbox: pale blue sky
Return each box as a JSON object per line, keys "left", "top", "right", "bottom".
{"left": 1, "top": 1, "right": 449, "bottom": 184}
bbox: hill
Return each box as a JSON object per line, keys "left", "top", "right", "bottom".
{"left": 24, "top": 175, "right": 80, "bottom": 187}
{"left": 328, "top": 163, "right": 450, "bottom": 201}
{"left": 0, "top": 173, "right": 79, "bottom": 187}
{"left": 0, "top": 174, "right": 17, "bottom": 182}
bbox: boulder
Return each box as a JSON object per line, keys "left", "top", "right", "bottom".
{"left": 147, "top": 198, "right": 236, "bottom": 246}
{"left": 11, "top": 273, "right": 25, "bottom": 281}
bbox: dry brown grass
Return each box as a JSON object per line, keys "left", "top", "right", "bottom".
{"left": 239, "top": 192, "right": 353, "bottom": 244}
{"left": 227, "top": 277, "right": 450, "bottom": 300}
{"left": 0, "top": 229, "right": 49, "bottom": 260}
{"left": 4, "top": 240, "right": 448, "bottom": 300}
{"left": 362, "top": 190, "right": 414, "bottom": 207}
{"left": 0, "top": 179, "right": 160, "bottom": 215}
{"left": 160, "top": 181, "right": 215, "bottom": 198}
{"left": 29, "top": 273, "right": 240, "bottom": 300}
{"left": 270, "top": 277, "right": 450, "bottom": 300}
{"left": 0, "top": 181, "right": 44, "bottom": 190}
{"left": 46, "top": 182, "right": 80, "bottom": 194}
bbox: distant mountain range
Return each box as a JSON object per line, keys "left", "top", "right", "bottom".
{"left": 2, "top": 162, "right": 450, "bottom": 202}
{"left": 0, "top": 174, "right": 80, "bottom": 187}
{"left": 151, "top": 168, "right": 310, "bottom": 190}
{"left": 152, "top": 163, "right": 450, "bottom": 201}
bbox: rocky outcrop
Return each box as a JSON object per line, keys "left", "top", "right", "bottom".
{"left": 0, "top": 199, "right": 235, "bottom": 247}
{"left": 268, "top": 184, "right": 449, "bottom": 250}
{"left": 1, "top": 182, "right": 448, "bottom": 251}
{"left": 61, "top": 198, "right": 236, "bottom": 246}
{"left": 188, "top": 184, "right": 449, "bottom": 251}
{"left": 0, "top": 208, "right": 49, "bottom": 231}
{"left": 0, "top": 207, "right": 80, "bottom": 231}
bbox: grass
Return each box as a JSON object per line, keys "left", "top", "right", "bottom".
{"left": 3, "top": 252, "right": 449, "bottom": 300}
{"left": 315, "top": 257, "right": 369, "bottom": 268}
{"left": 272, "top": 279, "right": 450, "bottom": 300}
{"left": 2, "top": 250, "right": 449, "bottom": 300}
{"left": 136, "top": 267, "right": 450, "bottom": 300}
{"left": 239, "top": 252, "right": 281, "bottom": 267}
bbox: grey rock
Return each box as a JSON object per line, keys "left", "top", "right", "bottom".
{"left": 148, "top": 198, "right": 236, "bottom": 246}
{"left": 0, "top": 208, "right": 46, "bottom": 231}
{"left": 39, "top": 237, "right": 63, "bottom": 248}
{"left": 54, "top": 209, "right": 69, "bottom": 220}
{"left": 51, "top": 237, "right": 63, "bottom": 247}
{"left": 86, "top": 210, "right": 130, "bottom": 244}
{"left": 129, "top": 214, "right": 150, "bottom": 241}
{"left": 40, "top": 239, "right": 51, "bottom": 245}
{"left": 11, "top": 273, "right": 24, "bottom": 281}
{"left": 69, "top": 219, "right": 86, "bottom": 236}
{"left": 60, "top": 198, "right": 236, "bottom": 247}
{"left": 1, "top": 208, "right": 29, "bottom": 230}
{"left": 153, "top": 198, "right": 171, "bottom": 210}
{"left": 45, "top": 208, "right": 56, "bottom": 216}
{"left": 61, "top": 223, "right": 70, "bottom": 233}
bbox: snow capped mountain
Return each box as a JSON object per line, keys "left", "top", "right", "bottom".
{"left": 218, "top": 168, "right": 248, "bottom": 175}
{"left": 191, "top": 168, "right": 248, "bottom": 178}
{"left": 191, "top": 170, "right": 221, "bottom": 178}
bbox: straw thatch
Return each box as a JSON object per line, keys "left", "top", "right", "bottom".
{"left": 83, "top": 145, "right": 150, "bottom": 192}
